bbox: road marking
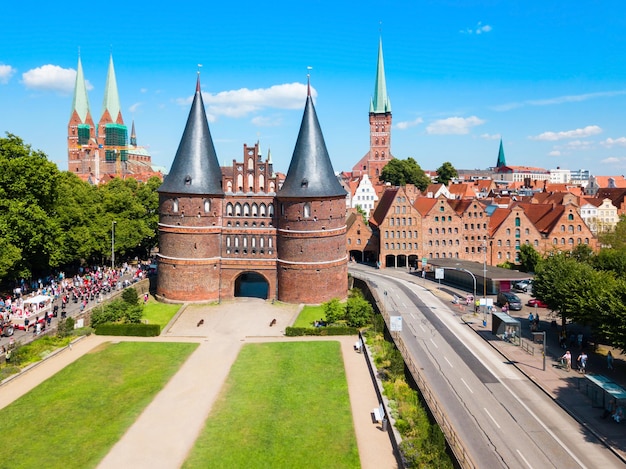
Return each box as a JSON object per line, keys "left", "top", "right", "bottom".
{"left": 420, "top": 324, "right": 426, "bottom": 332}
{"left": 516, "top": 449, "right": 533, "bottom": 469}
{"left": 430, "top": 338, "right": 438, "bottom": 349}
{"left": 461, "top": 378, "right": 474, "bottom": 393}
{"left": 484, "top": 408, "right": 501, "bottom": 429}
{"left": 410, "top": 312, "right": 416, "bottom": 319}
{"left": 444, "top": 356, "right": 453, "bottom": 368}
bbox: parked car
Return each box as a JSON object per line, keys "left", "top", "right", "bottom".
{"left": 512, "top": 280, "right": 533, "bottom": 293}
{"left": 527, "top": 298, "right": 548, "bottom": 308}
{"left": 496, "top": 291, "right": 523, "bottom": 311}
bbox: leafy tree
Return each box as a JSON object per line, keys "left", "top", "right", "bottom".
{"left": 322, "top": 298, "right": 344, "bottom": 324}
{"left": 380, "top": 158, "right": 430, "bottom": 191}
{"left": 0, "top": 133, "right": 63, "bottom": 279}
{"left": 435, "top": 161, "right": 458, "bottom": 185}
{"left": 345, "top": 289, "right": 374, "bottom": 327}
{"left": 570, "top": 244, "right": 594, "bottom": 264}
{"left": 518, "top": 244, "right": 541, "bottom": 273}
{"left": 599, "top": 214, "right": 626, "bottom": 250}
{"left": 593, "top": 249, "right": 626, "bottom": 276}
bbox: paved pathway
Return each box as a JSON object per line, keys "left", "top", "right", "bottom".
{"left": 0, "top": 298, "right": 397, "bottom": 469}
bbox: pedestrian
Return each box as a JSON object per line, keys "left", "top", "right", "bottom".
{"left": 561, "top": 350, "right": 572, "bottom": 371}
{"left": 577, "top": 352, "right": 588, "bottom": 373}
{"left": 528, "top": 312, "right": 534, "bottom": 328}
{"left": 608, "top": 351, "right": 614, "bottom": 371}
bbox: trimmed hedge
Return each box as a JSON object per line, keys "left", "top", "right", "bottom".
{"left": 94, "top": 323, "right": 161, "bottom": 337}
{"left": 285, "top": 326, "right": 358, "bottom": 337}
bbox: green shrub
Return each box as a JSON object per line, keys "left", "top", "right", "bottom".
{"left": 284, "top": 326, "right": 358, "bottom": 336}
{"left": 95, "top": 323, "right": 160, "bottom": 337}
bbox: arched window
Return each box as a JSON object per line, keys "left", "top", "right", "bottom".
{"left": 259, "top": 174, "right": 265, "bottom": 192}
{"left": 237, "top": 174, "right": 243, "bottom": 191}
{"left": 172, "top": 198, "right": 179, "bottom": 213}
{"left": 248, "top": 174, "right": 254, "bottom": 191}
{"left": 269, "top": 204, "right": 274, "bottom": 216}
{"left": 260, "top": 203, "right": 266, "bottom": 217}
{"left": 204, "top": 199, "right": 211, "bottom": 212}
{"left": 243, "top": 204, "right": 250, "bottom": 216}
{"left": 226, "top": 181, "right": 233, "bottom": 192}
{"left": 568, "top": 213, "right": 574, "bottom": 221}
{"left": 235, "top": 203, "right": 242, "bottom": 216}
{"left": 252, "top": 203, "right": 258, "bottom": 216}
{"left": 515, "top": 217, "right": 520, "bottom": 227}
{"left": 303, "top": 202, "right": 311, "bottom": 218}
{"left": 226, "top": 203, "right": 233, "bottom": 216}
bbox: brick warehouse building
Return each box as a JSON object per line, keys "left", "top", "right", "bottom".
{"left": 156, "top": 76, "right": 348, "bottom": 304}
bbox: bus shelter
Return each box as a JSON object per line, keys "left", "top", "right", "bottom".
{"left": 491, "top": 311, "right": 521, "bottom": 345}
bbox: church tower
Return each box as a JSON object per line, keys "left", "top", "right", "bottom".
{"left": 67, "top": 55, "right": 97, "bottom": 176}
{"left": 276, "top": 80, "right": 348, "bottom": 304}
{"left": 156, "top": 74, "right": 224, "bottom": 302}
{"left": 98, "top": 54, "right": 128, "bottom": 177}
{"left": 496, "top": 139, "right": 507, "bottom": 168}
{"left": 353, "top": 38, "right": 393, "bottom": 182}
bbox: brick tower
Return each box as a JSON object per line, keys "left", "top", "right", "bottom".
{"left": 276, "top": 80, "right": 348, "bottom": 304}
{"left": 352, "top": 38, "right": 393, "bottom": 182}
{"left": 156, "top": 74, "right": 224, "bottom": 302}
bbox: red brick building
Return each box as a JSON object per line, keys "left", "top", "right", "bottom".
{"left": 67, "top": 55, "right": 161, "bottom": 184}
{"left": 157, "top": 76, "right": 347, "bottom": 304}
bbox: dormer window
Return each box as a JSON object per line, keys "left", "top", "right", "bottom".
{"left": 301, "top": 178, "right": 308, "bottom": 188}
{"left": 184, "top": 175, "right": 192, "bottom": 185}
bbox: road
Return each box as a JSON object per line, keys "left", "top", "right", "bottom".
{"left": 350, "top": 264, "right": 623, "bottom": 469}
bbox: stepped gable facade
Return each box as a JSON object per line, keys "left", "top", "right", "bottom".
{"left": 156, "top": 76, "right": 347, "bottom": 304}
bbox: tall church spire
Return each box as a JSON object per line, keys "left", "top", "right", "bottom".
{"left": 101, "top": 54, "right": 122, "bottom": 123}
{"left": 370, "top": 37, "right": 391, "bottom": 114}
{"left": 496, "top": 139, "right": 507, "bottom": 168}
{"left": 70, "top": 55, "right": 91, "bottom": 123}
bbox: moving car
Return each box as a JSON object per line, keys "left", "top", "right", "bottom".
{"left": 496, "top": 291, "right": 523, "bottom": 311}
{"left": 527, "top": 298, "right": 548, "bottom": 308}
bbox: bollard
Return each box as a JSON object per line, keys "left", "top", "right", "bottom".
{"left": 382, "top": 418, "right": 388, "bottom": 432}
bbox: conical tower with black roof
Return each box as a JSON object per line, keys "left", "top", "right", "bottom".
{"left": 156, "top": 74, "right": 224, "bottom": 302}
{"left": 276, "top": 80, "right": 348, "bottom": 303}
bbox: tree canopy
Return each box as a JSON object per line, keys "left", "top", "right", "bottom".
{"left": 380, "top": 158, "right": 431, "bottom": 191}
{"left": 0, "top": 133, "right": 160, "bottom": 283}
{"left": 435, "top": 162, "right": 458, "bottom": 185}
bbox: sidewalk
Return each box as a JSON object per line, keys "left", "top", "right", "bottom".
{"left": 421, "top": 276, "right": 626, "bottom": 464}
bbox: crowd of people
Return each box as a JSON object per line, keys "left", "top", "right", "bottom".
{"left": 0, "top": 262, "right": 148, "bottom": 336}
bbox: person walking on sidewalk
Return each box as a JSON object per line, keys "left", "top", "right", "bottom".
{"left": 577, "top": 352, "right": 588, "bottom": 373}
{"left": 561, "top": 350, "right": 572, "bottom": 371}
{"left": 608, "top": 350, "right": 614, "bottom": 371}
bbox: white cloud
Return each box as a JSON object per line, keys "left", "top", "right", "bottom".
{"left": 426, "top": 116, "right": 485, "bottom": 135}
{"left": 601, "top": 137, "right": 626, "bottom": 148}
{"left": 251, "top": 115, "right": 282, "bottom": 127}
{"left": 492, "top": 90, "right": 626, "bottom": 112}
{"left": 601, "top": 157, "right": 621, "bottom": 164}
{"left": 0, "top": 64, "right": 16, "bottom": 84}
{"left": 176, "top": 82, "right": 311, "bottom": 120}
{"left": 528, "top": 125, "right": 602, "bottom": 141}
{"left": 22, "top": 65, "right": 77, "bottom": 94}
{"left": 549, "top": 150, "right": 561, "bottom": 157}
{"left": 396, "top": 117, "right": 423, "bottom": 130}
{"left": 129, "top": 102, "right": 142, "bottom": 113}
{"left": 460, "top": 22, "right": 493, "bottom": 34}
{"left": 562, "top": 140, "right": 594, "bottom": 150}
{"left": 480, "top": 133, "right": 501, "bottom": 140}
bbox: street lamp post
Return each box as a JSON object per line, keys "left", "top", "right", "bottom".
{"left": 112, "top": 221, "right": 117, "bottom": 271}
{"left": 483, "top": 239, "right": 488, "bottom": 326}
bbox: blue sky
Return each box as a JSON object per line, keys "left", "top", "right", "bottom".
{"left": 2, "top": 1, "right": 626, "bottom": 177}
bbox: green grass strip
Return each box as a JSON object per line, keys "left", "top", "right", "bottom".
{"left": 142, "top": 299, "right": 181, "bottom": 328}
{"left": 292, "top": 304, "right": 325, "bottom": 328}
{"left": 0, "top": 341, "right": 198, "bottom": 469}
{"left": 184, "top": 341, "right": 360, "bottom": 468}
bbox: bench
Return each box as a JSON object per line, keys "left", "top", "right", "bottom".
{"left": 372, "top": 407, "right": 383, "bottom": 423}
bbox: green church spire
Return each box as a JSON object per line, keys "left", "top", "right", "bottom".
{"left": 70, "top": 55, "right": 91, "bottom": 123}
{"left": 496, "top": 139, "right": 507, "bottom": 168}
{"left": 370, "top": 37, "right": 391, "bottom": 114}
{"left": 101, "top": 54, "right": 122, "bottom": 122}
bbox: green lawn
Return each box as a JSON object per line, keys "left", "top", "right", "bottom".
{"left": 0, "top": 341, "right": 197, "bottom": 469}
{"left": 143, "top": 298, "right": 181, "bottom": 328}
{"left": 184, "top": 341, "right": 359, "bottom": 468}
{"left": 292, "top": 304, "right": 325, "bottom": 327}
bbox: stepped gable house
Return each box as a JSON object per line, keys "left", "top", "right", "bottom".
{"left": 156, "top": 75, "right": 348, "bottom": 304}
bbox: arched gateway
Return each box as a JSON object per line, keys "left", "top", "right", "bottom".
{"left": 234, "top": 272, "right": 269, "bottom": 299}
